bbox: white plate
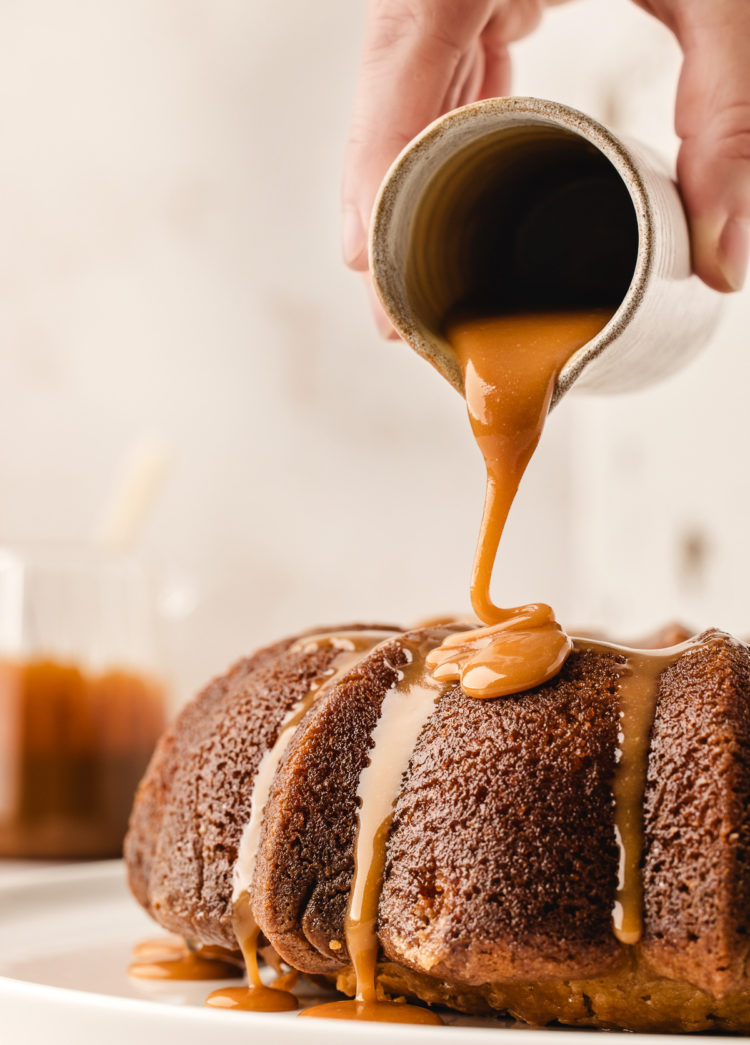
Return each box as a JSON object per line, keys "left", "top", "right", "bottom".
{"left": 0, "top": 862, "right": 723, "bottom": 1044}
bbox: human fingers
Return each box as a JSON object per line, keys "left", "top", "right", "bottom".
{"left": 476, "top": 14, "right": 513, "bottom": 100}
{"left": 342, "top": 0, "right": 507, "bottom": 274}
{"left": 449, "top": 41, "right": 485, "bottom": 112}
{"left": 656, "top": 0, "right": 750, "bottom": 291}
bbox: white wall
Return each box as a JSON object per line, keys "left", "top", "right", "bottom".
{"left": 0, "top": 1, "right": 746, "bottom": 702}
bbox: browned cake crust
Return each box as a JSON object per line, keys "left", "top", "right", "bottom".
{"left": 251, "top": 632, "right": 421, "bottom": 972}
{"left": 378, "top": 647, "right": 623, "bottom": 983}
{"left": 333, "top": 950, "right": 750, "bottom": 1033}
{"left": 641, "top": 630, "right": 750, "bottom": 997}
{"left": 125, "top": 624, "right": 750, "bottom": 1031}
{"left": 125, "top": 624, "right": 400, "bottom": 947}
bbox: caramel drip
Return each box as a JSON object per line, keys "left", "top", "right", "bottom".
{"left": 232, "top": 628, "right": 399, "bottom": 903}
{"left": 204, "top": 890, "right": 299, "bottom": 1011}
{"left": 453, "top": 311, "right": 612, "bottom": 625}
{"left": 220, "top": 629, "right": 398, "bottom": 1015}
{"left": 301, "top": 631, "right": 451, "bottom": 1025}
{"left": 272, "top": 969, "right": 299, "bottom": 992}
{"left": 428, "top": 310, "right": 612, "bottom": 699}
{"left": 232, "top": 891, "right": 265, "bottom": 989}
{"left": 576, "top": 635, "right": 701, "bottom": 944}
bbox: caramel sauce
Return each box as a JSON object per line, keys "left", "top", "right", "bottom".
{"left": 205, "top": 985, "right": 298, "bottom": 1012}
{"left": 204, "top": 849, "right": 295, "bottom": 1009}
{"left": 233, "top": 892, "right": 265, "bottom": 987}
{"left": 301, "top": 631, "right": 451, "bottom": 1024}
{"left": 417, "top": 307, "right": 691, "bottom": 950}
{"left": 300, "top": 999, "right": 443, "bottom": 1025}
{"left": 130, "top": 936, "right": 244, "bottom": 981}
{"left": 427, "top": 310, "right": 612, "bottom": 699}
{"left": 220, "top": 629, "right": 399, "bottom": 1016}
{"left": 129, "top": 947, "right": 243, "bottom": 981}
{"left": 0, "top": 658, "right": 166, "bottom": 858}
{"left": 427, "top": 604, "right": 570, "bottom": 699}
{"left": 131, "top": 935, "right": 185, "bottom": 961}
{"left": 232, "top": 628, "right": 399, "bottom": 905}
{"left": 205, "top": 870, "right": 299, "bottom": 1010}
{"left": 578, "top": 636, "right": 703, "bottom": 944}
{"left": 272, "top": 969, "right": 299, "bottom": 992}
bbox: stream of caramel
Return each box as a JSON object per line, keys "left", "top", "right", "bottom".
{"left": 427, "top": 310, "right": 612, "bottom": 698}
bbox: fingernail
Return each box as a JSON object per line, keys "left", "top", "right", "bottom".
{"left": 342, "top": 206, "right": 366, "bottom": 269}
{"left": 719, "top": 217, "right": 749, "bottom": 291}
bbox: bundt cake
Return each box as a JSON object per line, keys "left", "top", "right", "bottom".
{"left": 125, "top": 619, "right": 750, "bottom": 1031}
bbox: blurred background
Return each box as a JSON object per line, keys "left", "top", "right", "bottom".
{"left": 0, "top": 0, "right": 747, "bottom": 705}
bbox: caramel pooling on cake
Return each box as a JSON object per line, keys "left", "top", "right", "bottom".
{"left": 427, "top": 602, "right": 570, "bottom": 699}
{"left": 427, "top": 310, "right": 612, "bottom": 699}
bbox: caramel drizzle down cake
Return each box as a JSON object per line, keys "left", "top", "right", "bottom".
{"left": 126, "top": 309, "right": 750, "bottom": 1029}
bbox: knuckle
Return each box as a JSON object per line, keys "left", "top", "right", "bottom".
{"left": 682, "top": 103, "right": 750, "bottom": 161}
{"left": 367, "top": 0, "right": 467, "bottom": 61}
{"left": 713, "top": 103, "right": 750, "bottom": 159}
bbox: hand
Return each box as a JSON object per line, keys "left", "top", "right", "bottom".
{"left": 342, "top": 0, "right": 750, "bottom": 338}
{"left": 640, "top": 0, "right": 750, "bottom": 291}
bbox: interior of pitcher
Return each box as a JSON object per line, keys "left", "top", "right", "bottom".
{"left": 404, "top": 122, "right": 640, "bottom": 350}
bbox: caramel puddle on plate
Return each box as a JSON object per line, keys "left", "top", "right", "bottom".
{"left": 131, "top": 936, "right": 185, "bottom": 962}
{"left": 129, "top": 938, "right": 243, "bottom": 981}
{"left": 300, "top": 999, "right": 443, "bottom": 1025}
{"left": 205, "top": 893, "right": 298, "bottom": 1012}
{"left": 205, "top": 985, "right": 298, "bottom": 1013}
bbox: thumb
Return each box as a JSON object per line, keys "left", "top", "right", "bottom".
{"left": 671, "top": 0, "right": 750, "bottom": 291}
{"left": 341, "top": 1, "right": 511, "bottom": 273}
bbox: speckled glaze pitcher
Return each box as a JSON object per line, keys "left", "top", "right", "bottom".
{"left": 369, "top": 97, "right": 722, "bottom": 405}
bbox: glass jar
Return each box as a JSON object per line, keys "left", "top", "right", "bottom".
{"left": 0, "top": 544, "right": 168, "bottom": 859}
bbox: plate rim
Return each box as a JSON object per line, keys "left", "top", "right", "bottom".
{"left": 0, "top": 860, "right": 743, "bottom": 1042}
